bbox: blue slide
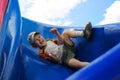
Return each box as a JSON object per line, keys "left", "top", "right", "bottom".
{"left": 0, "top": 0, "right": 120, "bottom": 80}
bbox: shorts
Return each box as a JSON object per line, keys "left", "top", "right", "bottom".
{"left": 61, "top": 42, "right": 76, "bottom": 65}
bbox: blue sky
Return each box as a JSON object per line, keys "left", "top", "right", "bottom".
{"left": 19, "top": 0, "right": 120, "bottom": 27}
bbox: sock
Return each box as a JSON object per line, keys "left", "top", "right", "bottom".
{"left": 75, "top": 31, "right": 84, "bottom": 37}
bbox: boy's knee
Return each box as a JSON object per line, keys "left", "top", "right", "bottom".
{"left": 62, "top": 30, "right": 70, "bottom": 38}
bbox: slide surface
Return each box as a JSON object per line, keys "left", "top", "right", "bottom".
{"left": 0, "top": 0, "right": 120, "bottom": 80}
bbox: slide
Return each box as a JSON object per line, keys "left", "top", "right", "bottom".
{"left": 0, "top": 0, "right": 120, "bottom": 80}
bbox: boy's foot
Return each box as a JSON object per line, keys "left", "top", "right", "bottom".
{"left": 83, "top": 22, "right": 92, "bottom": 39}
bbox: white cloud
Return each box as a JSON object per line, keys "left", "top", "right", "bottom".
{"left": 82, "top": 0, "right": 87, "bottom": 2}
{"left": 18, "top": 0, "right": 86, "bottom": 26}
{"left": 99, "top": 0, "right": 120, "bottom": 25}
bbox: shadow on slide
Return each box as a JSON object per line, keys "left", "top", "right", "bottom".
{"left": 0, "top": 0, "right": 120, "bottom": 80}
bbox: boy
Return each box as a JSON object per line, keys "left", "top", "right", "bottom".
{"left": 28, "top": 22, "right": 92, "bottom": 69}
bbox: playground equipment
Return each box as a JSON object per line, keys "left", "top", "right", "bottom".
{"left": 0, "top": 0, "right": 120, "bottom": 80}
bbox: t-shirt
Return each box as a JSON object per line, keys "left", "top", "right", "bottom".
{"left": 45, "top": 40, "right": 63, "bottom": 63}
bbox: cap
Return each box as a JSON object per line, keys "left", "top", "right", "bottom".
{"left": 27, "top": 32, "right": 40, "bottom": 45}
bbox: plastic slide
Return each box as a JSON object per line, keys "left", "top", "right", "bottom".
{"left": 0, "top": 0, "right": 120, "bottom": 80}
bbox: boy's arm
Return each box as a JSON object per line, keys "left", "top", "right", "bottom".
{"left": 50, "top": 28, "right": 63, "bottom": 45}
{"left": 38, "top": 50, "right": 58, "bottom": 61}
{"left": 38, "top": 50, "right": 60, "bottom": 63}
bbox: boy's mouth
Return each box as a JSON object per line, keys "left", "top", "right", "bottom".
{"left": 40, "top": 40, "right": 45, "bottom": 45}
{"left": 42, "top": 40, "right": 45, "bottom": 43}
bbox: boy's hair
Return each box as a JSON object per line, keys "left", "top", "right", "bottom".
{"left": 27, "top": 32, "right": 40, "bottom": 47}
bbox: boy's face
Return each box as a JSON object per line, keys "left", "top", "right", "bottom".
{"left": 34, "top": 34, "right": 46, "bottom": 48}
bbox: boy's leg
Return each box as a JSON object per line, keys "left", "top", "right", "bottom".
{"left": 68, "top": 58, "right": 89, "bottom": 68}
{"left": 62, "top": 29, "right": 84, "bottom": 46}
{"left": 62, "top": 22, "right": 92, "bottom": 46}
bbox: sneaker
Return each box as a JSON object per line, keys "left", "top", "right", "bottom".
{"left": 83, "top": 22, "right": 92, "bottom": 39}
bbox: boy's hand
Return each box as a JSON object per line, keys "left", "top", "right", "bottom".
{"left": 45, "top": 50, "right": 57, "bottom": 61}
{"left": 44, "top": 50, "right": 55, "bottom": 58}
{"left": 50, "top": 28, "right": 58, "bottom": 34}
{"left": 50, "top": 28, "right": 63, "bottom": 45}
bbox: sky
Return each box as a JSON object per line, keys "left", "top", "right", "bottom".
{"left": 18, "top": 0, "right": 120, "bottom": 27}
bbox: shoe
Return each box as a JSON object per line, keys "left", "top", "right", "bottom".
{"left": 83, "top": 22, "right": 92, "bottom": 39}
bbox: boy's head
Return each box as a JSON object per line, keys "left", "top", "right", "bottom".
{"left": 27, "top": 32, "right": 46, "bottom": 48}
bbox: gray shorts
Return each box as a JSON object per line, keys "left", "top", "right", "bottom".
{"left": 61, "top": 42, "right": 76, "bottom": 65}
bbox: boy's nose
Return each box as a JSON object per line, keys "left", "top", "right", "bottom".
{"left": 39, "top": 39, "right": 42, "bottom": 43}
